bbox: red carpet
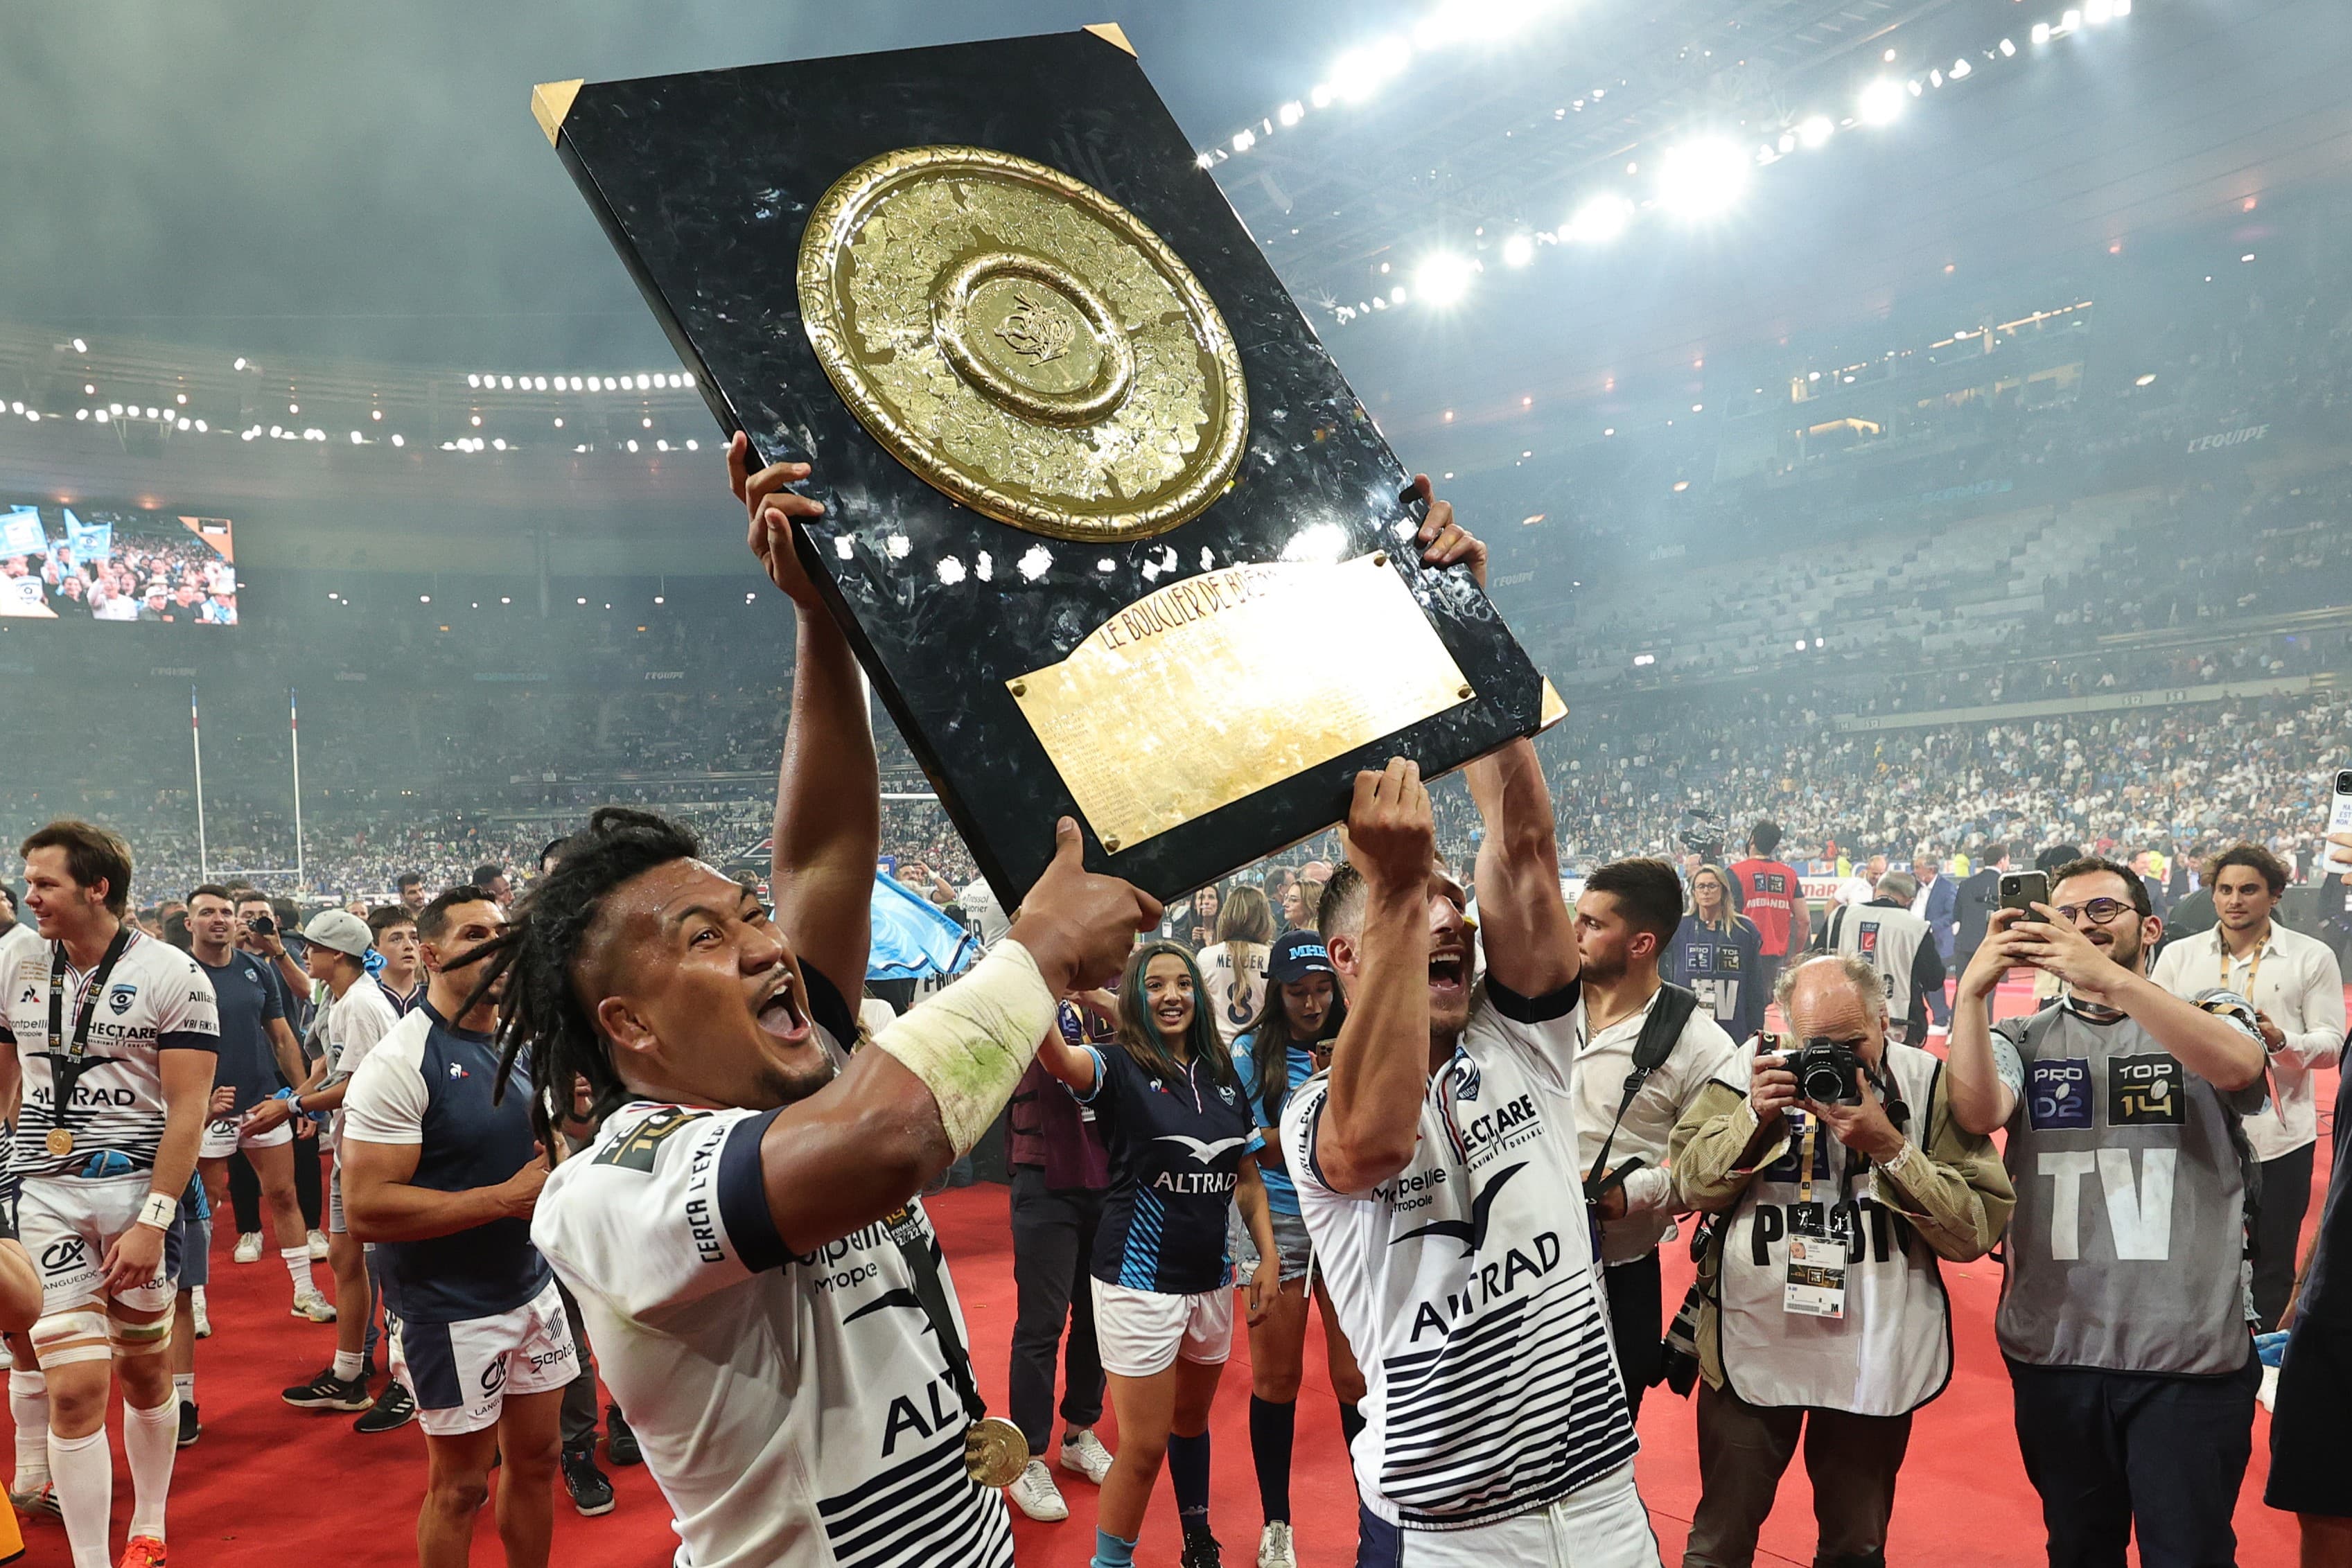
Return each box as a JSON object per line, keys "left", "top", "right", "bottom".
{"left": 0, "top": 976, "right": 2322, "bottom": 1565}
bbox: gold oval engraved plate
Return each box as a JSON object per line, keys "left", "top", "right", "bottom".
{"left": 798, "top": 146, "right": 1248, "bottom": 541}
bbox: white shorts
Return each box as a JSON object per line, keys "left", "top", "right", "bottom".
{"left": 1362, "top": 1463, "right": 1660, "bottom": 1567}
{"left": 18, "top": 1174, "right": 179, "bottom": 1315}
{"left": 390, "top": 1278, "right": 579, "bottom": 1437}
{"left": 1090, "top": 1278, "right": 1233, "bottom": 1377}
{"left": 200, "top": 1113, "right": 294, "bottom": 1161}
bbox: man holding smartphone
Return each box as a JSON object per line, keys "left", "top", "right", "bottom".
{"left": 1947, "top": 856, "right": 2270, "bottom": 1568}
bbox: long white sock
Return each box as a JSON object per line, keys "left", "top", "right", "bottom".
{"left": 282, "top": 1247, "right": 312, "bottom": 1296}
{"left": 10, "top": 1368, "right": 49, "bottom": 1491}
{"left": 123, "top": 1398, "right": 177, "bottom": 1542}
{"left": 48, "top": 1426, "right": 110, "bottom": 1568}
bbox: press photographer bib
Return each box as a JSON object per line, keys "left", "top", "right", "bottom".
{"left": 1715, "top": 1043, "right": 1954, "bottom": 1416}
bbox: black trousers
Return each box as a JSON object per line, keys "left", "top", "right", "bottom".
{"left": 2249, "top": 1143, "right": 2316, "bottom": 1332}
{"left": 1686, "top": 1382, "right": 1911, "bottom": 1568}
{"left": 1006, "top": 1165, "right": 1105, "bottom": 1453}
{"left": 2008, "top": 1352, "right": 2258, "bottom": 1568}
{"left": 1601, "top": 1250, "right": 1664, "bottom": 1422}
{"left": 228, "top": 1135, "right": 324, "bottom": 1233}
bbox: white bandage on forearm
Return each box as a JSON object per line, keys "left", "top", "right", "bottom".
{"left": 875, "top": 940, "right": 1058, "bottom": 1157}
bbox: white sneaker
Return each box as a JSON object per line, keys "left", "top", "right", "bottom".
{"left": 291, "top": 1287, "right": 337, "bottom": 1323}
{"left": 306, "top": 1229, "right": 331, "bottom": 1260}
{"left": 1258, "top": 1521, "right": 1298, "bottom": 1568}
{"left": 1006, "top": 1458, "right": 1068, "bottom": 1522}
{"left": 233, "top": 1233, "right": 263, "bottom": 1265}
{"left": 0, "top": 1341, "right": 12, "bottom": 1371}
{"left": 1057, "top": 1427, "right": 1114, "bottom": 1485}
{"left": 192, "top": 1287, "right": 212, "bottom": 1339}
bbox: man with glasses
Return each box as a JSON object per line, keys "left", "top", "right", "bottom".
{"left": 1947, "top": 856, "right": 2270, "bottom": 1568}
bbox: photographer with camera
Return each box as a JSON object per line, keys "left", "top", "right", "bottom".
{"left": 1947, "top": 856, "right": 2270, "bottom": 1568}
{"left": 1669, "top": 953, "right": 2012, "bottom": 1568}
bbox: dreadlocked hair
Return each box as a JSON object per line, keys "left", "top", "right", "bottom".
{"left": 473, "top": 807, "right": 704, "bottom": 1152}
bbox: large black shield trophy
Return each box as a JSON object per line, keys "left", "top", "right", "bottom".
{"left": 534, "top": 25, "right": 1562, "bottom": 905}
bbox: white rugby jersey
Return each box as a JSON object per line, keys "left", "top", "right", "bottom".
{"left": 1283, "top": 978, "right": 1638, "bottom": 1531}
{"left": 1, "top": 928, "right": 218, "bottom": 1180}
{"left": 534, "top": 1098, "right": 1015, "bottom": 1568}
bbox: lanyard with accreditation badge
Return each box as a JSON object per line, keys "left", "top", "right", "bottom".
{"left": 1782, "top": 1112, "right": 1849, "bottom": 1319}
{"left": 43, "top": 927, "right": 134, "bottom": 1159}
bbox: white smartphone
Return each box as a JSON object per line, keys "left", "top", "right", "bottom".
{"left": 2325, "top": 768, "right": 2352, "bottom": 877}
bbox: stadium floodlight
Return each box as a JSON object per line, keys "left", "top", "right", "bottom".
{"left": 389, "top": 434, "right": 403, "bottom": 447}
{"left": 1231, "top": 129, "right": 1256, "bottom": 153}
{"left": 1565, "top": 191, "right": 1634, "bottom": 243}
{"left": 1501, "top": 233, "right": 1534, "bottom": 267}
{"left": 2085, "top": 0, "right": 2112, "bottom": 21}
{"left": 1329, "top": 37, "right": 1412, "bottom": 102}
{"left": 1797, "top": 115, "right": 1834, "bottom": 149}
{"left": 2031, "top": 21, "right": 2052, "bottom": 43}
{"left": 71, "top": 338, "right": 86, "bottom": 353}
{"left": 1414, "top": 252, "right": 1477, "bottom": 307}
{"left": 1999, "top": 37, "right": 2018, "bottom": 56}
{"left": 1658, "top": 138, "right": 1749, "bottom": 218}
{"left": 1277, "top": 100, "right": 1304, "bottom": 127}
{"left": 2060, "top": 9, "right": 2080, "bottom": 30}
{"left": 1390, "top": 285, "right": 1409, "bottom": 304}
{"left": 1310, "top": 82, "right": 1334, "bottom": 108}
{"left": 1949, "top": 58, "right": 1972, "bottom": 78}
{"left": 1859, "top": 79, "right": 1906, "bottom": 125}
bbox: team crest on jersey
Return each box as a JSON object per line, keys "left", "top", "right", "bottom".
{"left": 243, "top": 967, "right": 260, "bottom": 983}
{"left": 592, "top": 1106, "right": 709, "bottom": 1172}
{"left": 107, "top": 984, "right": 138, "bottom": 1015}
{"left": 1217, "top": 1083, "right": 1236, "bottom": 1105}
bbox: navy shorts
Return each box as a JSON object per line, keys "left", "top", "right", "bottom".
{"left": 172, "top": 1186, "right": 209, "bottom": 1291}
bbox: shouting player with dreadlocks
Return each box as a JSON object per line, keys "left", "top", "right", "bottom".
{"left": 509, "top": 437, "right": 1159, "bottom": 1568}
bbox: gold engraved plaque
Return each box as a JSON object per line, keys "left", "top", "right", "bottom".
{"left": 1009, "top": 554, "right": 1475, "bottom": 852}
{"left": 798, "top": 146, "right": 1249, "bottom": 542}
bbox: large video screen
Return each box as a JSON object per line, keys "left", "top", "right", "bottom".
{"left": 0, "top": 505, "right": 238, "bottom": 625}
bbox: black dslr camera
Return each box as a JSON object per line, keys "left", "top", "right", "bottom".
{"left": 1787, "top": 1039, "right": 1866, "bottom": 1107}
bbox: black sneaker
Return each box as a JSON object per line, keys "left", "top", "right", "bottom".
{"left": 1179, "top": 1527, "right": 1222, "bottom": 1568}
{"left": 562, "top": 1445, "right": 615, "bottom": 1517}
{"left": 281, "top": 1368, "right": 372, "bottom": 1412}
{"left": 606, "top": 1404, "right": 641, "bottom": 1467}
{"left": 177, "top": 1401, "right": 200, "bottom": 1449}
{"left": 354, "top": 1379, "right": 416, "bottom": 1434}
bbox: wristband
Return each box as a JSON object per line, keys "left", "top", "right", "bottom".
{"left": 135, "top": 1192, "right": 177, "bottom": 1232}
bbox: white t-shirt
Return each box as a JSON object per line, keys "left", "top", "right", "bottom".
{"left": 534, "top": 1099, "right": 1015, "bottom": 1568}
{"left": 324, "top": 976, "right": 401, "bottom": 1141}
{"left": 1, "top": 928, "right": 218, "bottom": 1180}
{"left": 1283, "top": 977, "right": 1638, "bottom": 1531}
{"left": 0, "top": 923, "right": 40, "bottom": 994}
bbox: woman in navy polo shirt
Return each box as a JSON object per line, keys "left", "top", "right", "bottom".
{"left": 1231, "top": 931, "right": 1366, "bottom": 1568}
{"left": 1037, "top": 939, "right": 1279, "bottom": 1568}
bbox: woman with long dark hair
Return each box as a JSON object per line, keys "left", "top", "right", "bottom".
{"left": 1036, "top": 940, "right": 1279, "bottom": 1568}
{"left": 1231, "top": 931, "right": 1365, "bottom": 1568}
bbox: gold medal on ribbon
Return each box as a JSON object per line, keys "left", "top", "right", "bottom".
{"left": 45, "top": 1128, "right": 73, "bottom": 1158}
{"left": 962, "top": 1416, "right": 1030, "bottom": 1488}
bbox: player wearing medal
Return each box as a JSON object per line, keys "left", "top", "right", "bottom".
{"left": 1, "top": 821, "right": 219, "bottom": 1568}
{"left": 505, "top": 440, "right": 1158, "bottom": 1568}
